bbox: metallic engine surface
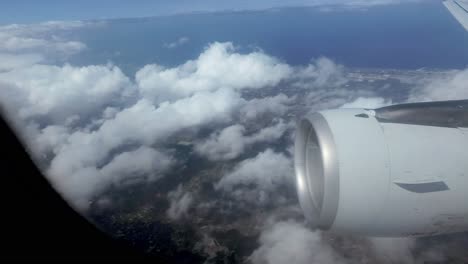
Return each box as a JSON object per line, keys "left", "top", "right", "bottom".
{"left": 295, "top": 100, "right": 468, "bottom": 237}
{"left": 295, "top": 113, "right": 339, "bottom": 230}
{"left": 374, "top": 99, "right": 468, "bottom": 128}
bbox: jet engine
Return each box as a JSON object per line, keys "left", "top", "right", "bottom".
{"left": 295, "top": 100, "right": 468, "bottom": 237}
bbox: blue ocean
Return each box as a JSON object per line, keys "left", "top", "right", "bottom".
{"left": 69, "top": 1, "right": 468, "bottom": 75}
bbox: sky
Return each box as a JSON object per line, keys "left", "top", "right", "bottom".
{"left": 0, "top": 0, "right": 425, "bottom": 24}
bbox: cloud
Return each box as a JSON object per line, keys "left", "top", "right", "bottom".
{"left": 167, "top": 185, "right": 194, "bottom": 220}
{"left": 87, "top": 88, "right": 241, "bottom": 147}
{"left": 0, "top": 21, "right": 91, "bottom": 58}
{"left": 136, "top": 42, "right": 292, "bottom": 103}
{"left": 250, "top": 220, "right": 343, "bottom": 264}
{"left": 0, "top": 64, "right": 133, "bottom": 124}
{"left": 408, "top": 68, "right": 468, "bottom": 102}
{"left": 368, "top": 237, "right": 415, "bottom": 264}
{"left": 239, "top": 94, "right": 295, "bottom": 122}
{"left": 215, "top": 149, "right": 293, "bottom": 204}
{"left": 42, "top": 88, "right": 242, "bottom": 208}
{"left": 247, "top": 120, "right": 290, "bottom": 143}
{"left": 195, "top": 120, "right": 289, "bottom": 161}
{"left": 29, "top": 124, "right": 71, "bottom": 157}
{"left": 340, "top": 97, "right": 392, "bottom": 109}
{"left": 0, "top": 53, "right": 44, "bottom": 72}
{"left": 100, "top": 146, "right": 174, "bottom": 185}
{"left": 195, "top": 124, "right": 247, "bottom": 161}
{"left": 302, "top": 82, "right": 388, "bottom": 113}
{"left": 293, "top": 57, "right": 347, "bottom": 88}
{"left": 164, "top": 37, "right": 190, "bottom": 49}
{"left": 48, "top": 146, "right": 174, "bottom": 209}
{"left": 251, "top": 223, "right": 450, "bottom": 264}
{"left": 0, "top": 40, "right": 299, "bottom": 210}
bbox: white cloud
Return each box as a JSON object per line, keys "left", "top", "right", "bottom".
{"left": 250, "top": 220, "right": 454, "bottom": 264}
{"left": 167, "top": 185, "right": 194, "bottom": 220}
{"left": 195, "top": 120, "right": 289, "bottom": 161}
{"left": 31, "top": 124, "right": 70, "bottom": 156}
{"left": 0, "top": 21, "right": 90, "bottom": 35}
{"left": 0, "top": 40, "right": 332, "bottom": 210}
{"left": 0, "top": 53, "right": 44, "bottom": 72}
{"left": 89, "top": 88, "right": 241, "bottom": 147}
{"left": 195, "top": 124, "right": 246, "bottom": 161}
{"left": 215, "top": 149, "right": 293, "bottom": 204}
{"left": 248, "top": 120, "right": 290, "bottom": 142}
{"left": 0, "top": 64, "right": 133, "bottom": 124}
{"left": 303, "top": 83, "right": 385, "bottom": 113}
{"left": 250, "top": 220, "right": 343, "bottom": 264}
{"left": 293, "top": 57, "right": 347, "bottom": 88}
{"left": 100, "top": 146, "right": 174, "bottom": 185}
{"left": 240, "top": 94, "right": 295, "bottom": 122}
{"left": 0, "top": 21, "right": 92, "bottom": 57}
{"left": 340, "top": 96, "right": 391, "bottom": 109}
{"left": 408, "top": 68, "right": 468, "bottom": 102}
{"left": 369, "top": 237, "right": 415, "bottom": 264}
{"left": 45, "top": 88, "right": 242, "bottom": 208}
{"left": 136, "top": 42, "right": 293, "bottom": 103}
{"left": 48, "top": 146, "right": 174, "bottom": 210}
{"left": 164, "top": 37, "right": 190, "bottom": 49}
{"left": 0, "top": 41, "right": 300, "bottom": 210}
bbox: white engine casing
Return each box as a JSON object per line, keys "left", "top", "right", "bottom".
{"left": 295, "top": 106, "right": 468, "bottom": 237}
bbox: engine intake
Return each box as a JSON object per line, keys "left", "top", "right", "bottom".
{"left": 295, "top": 100, "right": 468, "bottom": 237}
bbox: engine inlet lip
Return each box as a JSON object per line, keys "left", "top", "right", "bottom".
{"left": 295, "top": 113, "right": 340, "bottom": 230}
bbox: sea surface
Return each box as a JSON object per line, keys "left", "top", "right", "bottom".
{"left": 68, "top": 1, "right": 468, "bottom": 76}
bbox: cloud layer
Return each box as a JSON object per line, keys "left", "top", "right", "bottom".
{"left": 0, "top": 18, "right": 467, "bottom": 264}
{"left": 195, "top": 120, "right": 289, "bottom": 161}
{"left": 136, "top": 42, "right": 292, "bottom": 103}
{"left": 250, "top": 220, "right": 343, "bottom": 264}
{"left": 215, "top": 149, "right": 293, "bottom": 205}
{"left": 0, "top": 21, "right": 92, "bottom": 60}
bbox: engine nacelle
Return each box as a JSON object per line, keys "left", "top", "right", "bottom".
{"left": 295, "top": 100, "right": 468, "bottom": 237}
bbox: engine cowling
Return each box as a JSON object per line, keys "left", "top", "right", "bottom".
{"left": 295, "top": 100, "right": 468, "bottom": 237}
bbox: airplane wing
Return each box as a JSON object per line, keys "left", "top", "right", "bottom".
{"left": 444, "top": 0, "right": 468, "bottom": 31}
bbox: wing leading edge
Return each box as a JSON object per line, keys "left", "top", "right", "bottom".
{"left": 444, "top": 0, "right": 468, "bottom": 31}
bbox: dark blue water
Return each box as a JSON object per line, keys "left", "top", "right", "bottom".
{"left": 69, "top": 1, "right": 468, "bottom": 75}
